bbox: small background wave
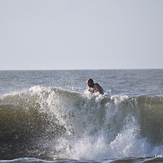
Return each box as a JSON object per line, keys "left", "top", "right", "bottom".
{"left": 1, "top": 157, "right": 163, "bottom": 163}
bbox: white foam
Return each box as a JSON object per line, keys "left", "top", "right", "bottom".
{"left": 55, "top": 116, "right": 152, "bottom": 160}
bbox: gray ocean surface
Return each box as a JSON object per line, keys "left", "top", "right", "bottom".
{"left": 0, "top": 69, "right": 163, "bottom": 163}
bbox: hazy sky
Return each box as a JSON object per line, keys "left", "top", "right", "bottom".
{"left": 0, "top": 0, "right": 163, "bottom": 70}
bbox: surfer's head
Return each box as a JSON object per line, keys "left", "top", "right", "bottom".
{"left": 86, "top": 78, "right": 94, "bottom": 87}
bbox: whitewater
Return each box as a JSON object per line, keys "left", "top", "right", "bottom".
{"left": 0, "top": 70, "right": 163, "bottom": 163}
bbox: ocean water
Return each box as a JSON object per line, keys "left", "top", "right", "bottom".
{"left": 0, "top": 69, "right": 163, "bottom": 163}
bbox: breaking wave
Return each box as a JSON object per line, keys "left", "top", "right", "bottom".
{"left": 0, "top": 86, "right": 163, "bottom": 160}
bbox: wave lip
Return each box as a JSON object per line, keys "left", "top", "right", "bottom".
{"left": 0, "top": 86, "right": 163, "bottom": 160}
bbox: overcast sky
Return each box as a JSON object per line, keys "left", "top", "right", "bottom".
{"left": 0, "top": 0, "right": 163, "bottom": 70}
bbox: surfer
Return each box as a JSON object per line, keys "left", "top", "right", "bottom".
{"left": 86, "top": 78, "right": 104, "bottom": 94}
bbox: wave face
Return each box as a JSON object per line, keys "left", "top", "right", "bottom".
{"left": 0, "top": 86, "right": 163, "bottom": 160}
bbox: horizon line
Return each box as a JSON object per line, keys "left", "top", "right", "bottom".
{"left": 0, "top": 68, "right": 163, "bottom": 71}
